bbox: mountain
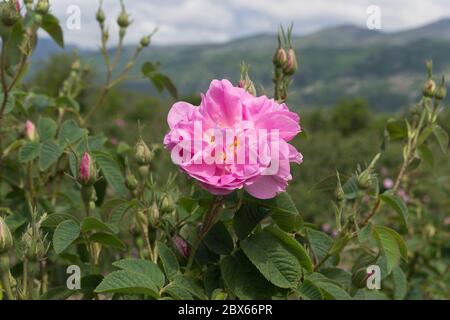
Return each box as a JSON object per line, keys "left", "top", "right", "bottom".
{"left": 32, "top": 18, "right": 450, "bottom": 111}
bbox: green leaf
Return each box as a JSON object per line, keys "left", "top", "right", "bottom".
{"left": 233, "top": 203, "right": 269, "bottom": 239}
{"left": 18, "top": 142, "right": 40, "bottom": 163}
{"left": 316, "top": 281, "right": 351, "bottom": 300}
{"left": 42, "top": 213, "right": 78, "bottom": 228}
{"left": 157, "top": 241, "right": 179, "bottom": 281}
{"left": 90, "top": 233, "right": 126, "bottom": 250}
{"left": 170, "top": 275, "right": 207, "bottom": 300}
{"left": 141, "top": 61, "right": 159, "bottom": 76}
{"left": 432, "top": 125, "right": 449, "bottom": 153}
{"left": 56, "top": 96, "right": 80, "bottom": 111}
{"left": 113, "top": 259, "right": 165, "bottom": 289}
{"left": 241, "top": 231, "right": 302, "bottom": 288}
{"left": 298, "top": 280, "right": 323, "bottom": 300}
{"left": 163, "top": 283, "right": 193, "bottom": 300}
{"left": 58, "top": 120, "right": 85, "bottom": 147}
{"left": 220, "top": 250, "right": 275, "bottom": 300}
{"left": 386, "top": 119, "right": 408, "bottom": 140}
{"left": 265, "top": 225, "right": 313, "bottom": 272}
{"left": 203, "top": 221, "right": 233, "bottom": 255}
{"left": 305, "top": 273, "right": 351, "bottom": 300}
{"left": 392, "top": 267, "right": 407, "bottom": 300}
{"left": 1, "top": 93, "right": 16, "bottom": 114}
{"left": 38, "top": 117, "right": 57, "bottom": 141}
{"left": 306, "top": 228, "right": 333, "bottom": 262}
{"left": 379, "top": 193, "right": 409, "bottom": 227}
{"left": 30, "top": 94, "right": 54, "bottom": 111}
{"left": 39, "top": 287, "right": 76, "bottom": 300}
{"left": 53, "top": 220, "right": 81, "bottom": 254}
{"left": 372, "top": 225, "right": 407, "bottom": 274}
{"left": 245, "top": 192, "right": 303, "bottom": 232}
{"left": 94, "top": 152, "right": 128, "bottom": 197}
{"left": 39, "top": 140, "right": 63, "bottom": 171}
{"left": 41, "top": 14, "right": 64, "bottom": 48}
{"left": 81, "top": 217, "right": 118, "bottom": 234}
{"left": 94, "top": 270, "right": 159, "bottom": 298}
{"left": 342, "top": 176, "right": 359, "bottom": 199}
{"left": 418, "top": 145, "right": 434, "bottom": 169}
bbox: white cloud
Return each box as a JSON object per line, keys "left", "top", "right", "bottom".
{"left": 30, "top": 0, "right": 450, "bottom": 48}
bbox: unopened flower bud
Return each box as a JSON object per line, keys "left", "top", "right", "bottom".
{"left": 125, "top": 172, "right": 138, "bottom": 191}
{"left": 0, "top": 216, "right": 13, "bottom": 254}
{"left": 160, "top": 195, "right": 174, "bottom": 213}
{"left": 273, "top": 47, "right": 287, "bottom": 68}
{"left": 14, "top": 0, "right": 20, "bottom": 12}
{"left": 134, "top": 139, "right": 152, "bottom": 165}
{"left": 283, "top": 48, "right": 298, "bottom": 76}
{"left": 1, "top": 0, "right": 21, "bottom": 26}
{"left": 173, "top": 235, "right": 190, "bottom": 259}
{"left": 435, "top": 76, "right": 446, "bottom": 100}
{"left": 140, "top": 35, "right": 150, "bottom": 48}
{"left": 136, "top": 209, "right": 148, "bottom": 228}
{"left": 117, "top": 11, "right": 131, "bottom": 28}
{"left": 71, "top": 60, "right": 81, "bottom": 72}
{"left": 334, "top": 173, "right": 345, "bottom": 202}
{"left": 25, "top": 120, "right": 38, "bottom": 141}
{"left": 35, "top": 0, "right": 50, "bottom": 15}
{"left": 357, "top": 153, "right": 380, "bottom": 190}
{"left": 238, "top": 79, "right": 256, "bottom": 96}
{"left": 422, "top": 79, "right": 436, "bottom": 98}
{"left": 357, "top": 170, "right": 372, "bottom": 190}
{"left": 149, "top": 202, "right": 159, "bottom": 225}
{"left": 96, "top": 8, "right": 105, "bottom": 24}
{"left": 78, "top": 152, "right": 98, "bottom": 186}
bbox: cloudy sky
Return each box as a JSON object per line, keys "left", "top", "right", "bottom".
{"left": 39, "top": 0, "right": 450, "bottom": 48}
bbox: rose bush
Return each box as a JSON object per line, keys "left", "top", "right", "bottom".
{"left": 0, "top": 1, "right": 447, "bottom": 301}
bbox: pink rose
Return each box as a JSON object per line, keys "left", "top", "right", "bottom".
{"left": 163, "top": 79, "right": 302, "bottom": 199}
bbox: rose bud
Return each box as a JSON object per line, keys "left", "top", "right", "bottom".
{"left": 273, "top": 47, "right": 287, "bottom": 68}
{"left": 1, "top": 0, "right": 21, "bottom": 26}
{"left": 96, "top": 8, "right": 105, "bottom": 24}
{"left": 14, "top": 0, "right": 20, "bottom": 12}
{"left": 435, "top": 76, "right": 446, "bottom": 100}
{"left": 0, "top": 216, "right": 13, "bottom": 254}
{"left": 173, "top": 235, "right": 190, "bottom": 259}
{"left": 35, "top": 0, "right": 50, "bottom": 15}
{"left": 78, "top": 152, "right": 98, "bottom": 186}
{"left": 134, "top": 139, "right": 152, "bottom": 165}
{"left": 25, "top": 120, "right": 38, "bottom": 141}
{"left": 422, "top": 79, "right": 436, "bottom": 98}
{"left": 125, "top": 172, "right": 138, "bottom": 191}
{"left": 283, "top": 48, "right": 298, "bottom": 76}
{"left": 140, "top": 35, "right": 151, "bottom": 48}
{"left": 117, "top": 10, "right": 131, "bottom": 28}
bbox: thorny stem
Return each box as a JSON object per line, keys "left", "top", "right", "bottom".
{"left": 186, "top": 197, "right": 224, "bottom": 271}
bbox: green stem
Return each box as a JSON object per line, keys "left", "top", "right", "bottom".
{"left": 0, "top": 255, "right": 13, "bottom": 300}
{"left": 186, "top": 197, "right": 223, "bottom": 271}
{"left": 22, "top": 257, "right": 28, "bottom": 299}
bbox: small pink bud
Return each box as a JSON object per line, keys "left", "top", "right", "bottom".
{"left": 273, "top": 47, "right": 287, "bottom": 67}
{"left": 283, "top": 48, "right": 298, "bottom": 76}
{"left": 383, "top": 178, "right": 394, "bottom": 189}
{"left": 173, "top": 235, "right": 190, "bottom": 259}
{"left": 25, "top": 120, "right": 37, "bottom": 141}
{"left": 14, "top": 0, "right": 20, "bottom": 12}
{"left": 78, "top": 152, "right": 97, "bottom": 185}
